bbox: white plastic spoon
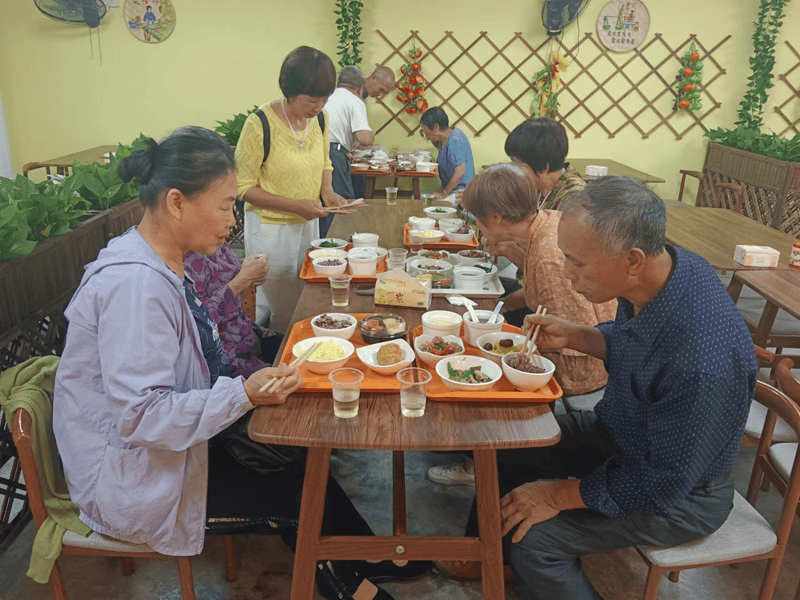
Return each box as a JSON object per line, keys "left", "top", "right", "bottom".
{"left": 488, "top": 300, "right": 504, "bottom": 324}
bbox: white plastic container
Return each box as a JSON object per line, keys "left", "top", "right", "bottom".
{"left": 421, "top": 310, "right": 463, "bottom": 337}
{"left": 462, "top": 310, "right": 505, "bottom": 346}
{"left": 438, "top": 218, "right": 465, "bottom": 231}
{"left": 408, "top": 216, "right": 436, "bottom": 230}
{"left": 445, "top": 228, "right": 476, "bottom": 243}
{"left": 453, "top": 266, "right": 485, "bottom": 289}
{"left": 352, "top": 233, "right": 380, "bottom": 248}
{"left": 416, "top": 161, "right": 438, "bottom": 173}
{"left": 347, "top": 249, "right": 378, "bottom": 275}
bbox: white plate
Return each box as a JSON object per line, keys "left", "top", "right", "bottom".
{"left": 310, "top": 238, "right": 349, "bottom": 249}
{"left": 356, "top": 339, "right": 414, "bottom": 375}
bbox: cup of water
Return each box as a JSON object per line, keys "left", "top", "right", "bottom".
{"left": 397, "top": 368, "right": 432, "bottom": 417}
{"left": 386, "top": 187, "right": 398, "bottom": 205}
{"left": 329, "top": 274, "right": 353, "bottom": 307}
{"left": 329, "top": 368, "right": 364, "bottom": 418}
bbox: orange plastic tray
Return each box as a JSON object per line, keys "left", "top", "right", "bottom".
{"left": 410, "top": 325, "right": 563, "bottom": 402}
{"left": 299, "top": 248, "right": 388, "bottom": 283}
{"left": 276, "top": 314, "right": 409, "bottom": 392}
{"left": 403, "top": 223, "right": 480, "bottom": 251}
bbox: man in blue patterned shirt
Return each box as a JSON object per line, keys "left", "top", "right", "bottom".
{"left": 441, "top": 177, "right": 757, "bottom": 599}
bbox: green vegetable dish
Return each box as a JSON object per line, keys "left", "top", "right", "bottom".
{"left": 446, "top": 362, "right": 492, "bottom": 384}
{"left": 431, "top": 208, "right": 447, "bottom": 213}
{"left": 475, "top": 264, "right": 492, "bottom": 273}
{"left": 320, "top": 239, "right": 344, "bottom": 248}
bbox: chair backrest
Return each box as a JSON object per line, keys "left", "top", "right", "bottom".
{"left": 775, "top": 356, "right": 800, "bottom": 403}
{"left": 12, "top": 408, "right": 52, "bottom": 529}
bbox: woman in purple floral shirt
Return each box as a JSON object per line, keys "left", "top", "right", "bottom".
{"left": 184, "top": 243, "right": 281, "bottom": 378}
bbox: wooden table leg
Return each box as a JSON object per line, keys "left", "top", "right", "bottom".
{"left": 393, "top": 450, "right": 408, "bottom": 536}
{"left": 473, "top": 448, "right": 504, "bottom": 600}
{"left": 364, "top": 177, "right": 376, "bottom": 199}
{"left": 727, "top": 277, "right": 743, "bottom": 302}
{"left": 412, "top": 177, "right": 421, "bottom": 200}
{"left": 291, "top": 446, "right": 332, "bottom": 600}
{"left": 754, "top": 301, "right": 780, "bottom": 348}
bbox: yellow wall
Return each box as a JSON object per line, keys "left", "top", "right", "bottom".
{"left": 1, "top": 0, "right": 799, "bottom": 201}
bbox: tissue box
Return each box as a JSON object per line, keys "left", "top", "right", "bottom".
{"left": 733, "top": 245, "right": 780, "bottom": 268}
{"left": 584, "top": 165, "right": 608, "bottom": 177}
{"left": 375, "top": 268, "right": 432, "bottom": 309}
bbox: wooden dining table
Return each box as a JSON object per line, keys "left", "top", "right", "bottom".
{"left": 567, "top": 158, "right": 665, "bottom": 184}
{"left": 354, "top": 164, "right": 439, "bottom": 199}
{"left": 248, "top": 198, "right": 561, "bottom": 599}
{"left": 666, "top": 206, "right": 799, "bottom": 271}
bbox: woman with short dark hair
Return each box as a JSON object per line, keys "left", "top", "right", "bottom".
{"left": 419, "top": 106, "right": 475, "bottom": 204}
{"left": 236, "top": 46, "right": 348, "bottom": 334}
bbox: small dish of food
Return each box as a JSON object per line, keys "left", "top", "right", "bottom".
{"left": 414, "top": 334, "right": 465, "bottom": 366}
{"left": 358, "top": 313, "right": 408, "bottom": 345}
{"left": 434, "top": 355, "right": 503, "bottom": 392}
{"left": 438, "top": 218, "right": 465, "bottom": 231}
{"left": 417, "top": 249, "right": 450, "bottom": 261}
{"left": 292, "top": 336, "right": 355, "bottom": 375}
{"left": 356, "top": 339, "right": 414, "bottom": 375}
{"left": 351, "top": 163, "right": 370, "bottom": 171}
{"left": 407, "top": 257, "right": 453, "bottom": 277}
{"left": 312, "top": 257, "right": 347, "bottom": 276}
{"left": 454, "top": 249, "right": 491, "bottom": 267}
{"left": 472, "top": 261, "right": 499, "bottom": 284}
{"left": 415, "top": 272, "right": 454, "bottom": 289}
{"left": 309, "top": 248, "right": 348, "bottom": 261}
{"left": 501, "top": 352, "right": 556, "bottom": 392}
{"left": 423, "top": 206, "right": 457, "bottom": 221}
{"left": 310, "top": 238, "right": 349, "bottom": 249}
{"left": 444, "top": 226, "right": 475, "bottom": 244}
{"left": 475, "top": 332, "right": 527, "bottom": 365}
{"left": 310, "top": 313, "right": 357, "bottom": 340}
{"left": 408, "top": 229, "right": 446, "bottom": 245}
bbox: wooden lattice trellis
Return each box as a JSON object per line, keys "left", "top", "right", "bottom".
{"left": 374, "top": 30, "right": 729, "bottom": 141}
{"left": 775, "top": 41, "right": 800, "bottom": 138}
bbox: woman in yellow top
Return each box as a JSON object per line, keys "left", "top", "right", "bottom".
{"left": 235, "top": 46, "right": 347, "bottom": 333}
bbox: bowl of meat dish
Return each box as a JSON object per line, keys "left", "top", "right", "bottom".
{"left": 417, "top": 249, "right": 450, "bottom": 261}
{"left": 472, "top": 261, "right": 499, "bottom": 284}
{"left": 309, "top": 248, "right": 348, "bottom": 261}
{"left": 310, "top": 238, "right": 349, "bottom": 249}
{"left": 358, "top": 313, "right": 408, "bottom": 345}
{"left": 454, "top": 249, "right": 491, "bottom": 267}
{"left": 423, "top": 205, "right": 457, "bottom": 221}
{"left": 444, "top": 225, "right": 476, "bottom": 244}
{"left": 292, "top": 336, "right": 355, "bottom": 375}
{"left": 312, "top": 257, "right": 347, "bottom": 276}
{"left": 501, "top": 352, "right": 556, "bottom": 392}
{"left": 414, "top": 334, "right": 465, "bottom": 367}
{"left": 356, "top": 339, "right": 414, "bottom": 375}
{"left": 407, "top": 257, "right": 453, "bottom": 278}
{"left": 310, "top": 313, "right": 357, "bottom": 340}
{"left": 475, "top": 332, "right": 527, "bottom": 365}
{"left": 435, "top": 355, "right": 503, "bottom": 392}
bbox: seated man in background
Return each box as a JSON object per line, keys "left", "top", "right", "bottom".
{"left": 438, "top": 177, "right": 757, "bottom": 599}
{"left": 427, "top": 163, "right": 616, "bottom": 487}
{"left": 321, "top": 66, "right": 375, "bottom": 235}
{"left": 419, "top": 106, "right": 474, "bottom": 205}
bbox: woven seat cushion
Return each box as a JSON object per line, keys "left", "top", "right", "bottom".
{"left": 63, "top": 529, "right": 155, "bottom": 553}
{"left": 745, "top": 401, "right": 798, "bottom": 442}
{"left": 638, "top": 492, "right": 776, "bottom": 567}
{"left": 769, "top": 443, "right": 798, "bottom": 481}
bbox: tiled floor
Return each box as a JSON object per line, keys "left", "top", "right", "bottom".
{"left": 2, "top": 443, "right": 800, "bottom": 600}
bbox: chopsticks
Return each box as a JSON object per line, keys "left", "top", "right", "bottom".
{"left": 258, "top": 341, "right": 322, "bottom": 394}
{"left": 525, "top": 305, "right": 547, "bottom": 367}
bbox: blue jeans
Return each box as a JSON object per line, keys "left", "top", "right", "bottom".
{"left": 467, "top": 411, "right": 734, "bottom": 600}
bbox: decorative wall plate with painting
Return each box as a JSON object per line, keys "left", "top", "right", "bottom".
{"left": 124, "top": 0, "right": 176, "bottom": 44}
{"left": 597, "top": 0, "right": 650, "bottom": 52}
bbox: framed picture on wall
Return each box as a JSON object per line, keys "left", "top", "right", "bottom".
{"left": 124, "top": 0, "right": 176, "bottom": 44}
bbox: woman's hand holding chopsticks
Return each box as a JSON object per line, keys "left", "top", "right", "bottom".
{"left": 245, "top": 364, "right": 303, "bottom": 406}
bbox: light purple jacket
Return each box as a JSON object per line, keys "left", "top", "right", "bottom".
{"left": 53, "top": 228, "right": 253, "bottom": 556}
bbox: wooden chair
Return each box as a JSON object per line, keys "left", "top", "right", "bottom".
{"left": 12, "top": 407, "right": 237, "bottom": 600}
{"left": 22, "top": 163, "right": 69, "bottom": 178}
{"left": 636, "top": 380, "right": 800, "bottom": 600}
{"left": 677, "top": 169, "right": 745, "bottom": 214}
{"left": 745, "top": 347, "right": 798, "bottom": 446}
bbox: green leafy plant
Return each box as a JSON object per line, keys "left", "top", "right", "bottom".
{"left": 334, "top": 0, "right": 364, "bottom": 67}
{"left": 214, "top": 106, "right": 258, "bottom": 146}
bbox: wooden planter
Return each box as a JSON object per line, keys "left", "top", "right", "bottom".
{"left": 696, "top": 142, "right": 800, "bottom": 237}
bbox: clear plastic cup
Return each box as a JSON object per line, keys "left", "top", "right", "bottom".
{"left": 397, "top": 368, "right": 432, "bottom": 417}
{"left": 329, "top": 368, "right": 364, "bottom": 418}
{"left": 386, "top": 187, "right": 398, "bottom": 205}
{"left": 386, "top": 258, "right": 406, "bottom": 271}
{"left": 329, "top": 274, "right": 353, "bottom": 307}
{"left": 388, "top": 248, "right": 408, "bottom": 260}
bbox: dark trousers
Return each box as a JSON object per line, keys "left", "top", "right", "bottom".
{"left": 320, "top": 143, "right": 354, "bottom": 238}
{"left": 466, "top": 411, "right": 734, "bottom": 600}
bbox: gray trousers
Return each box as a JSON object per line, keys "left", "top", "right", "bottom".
{"left": 466, "top": 411, "right": 734, "bottom": 600}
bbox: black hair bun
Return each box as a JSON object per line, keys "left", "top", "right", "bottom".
{"left": 117, "top": 138, "right": 159, "bottom": 184}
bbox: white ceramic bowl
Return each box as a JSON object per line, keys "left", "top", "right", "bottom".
{"left": 292, "top": 336, "right": 355, "bottom": 375}
{"left": 475, "top": 332, "right": 528, "bottom": 365}
{"left": 413, "top": 334, "right": 465, "bottom": 367}
{"left": 424, "top": 206, "right": 457, "bottom": 221}
{"left": 444, "top": 227, "right": 476, "bottom": 244}
{"left": 439, "top": 218, "right": 465, "bottom": 231}
{"left": 408, "top": 216, "right": 436, "bottom": 230}
{"left": 463, "top": 310, "right": 505, "bottom": 346}
{"left": 310, "top": 313, "right": 357, "bottom": 340}
{"left": 501, "top": 353, "right": 556, "bottom": 392}
{"left": 417, "top": 249, "right": 451, "bottom": 261}
{"left": 409, "top": 229, "right": 446, "bottom": 246}
{"left": 453, "top": 266, "right": 485, "bottom": 289}
{"left": 407, "top": 257, "right": 453, "bottom": 277}
{"left": 417, "top": 161, "right": 438, "bottom": 173}
{"left": 351, "top": 163, "right": 369, "bottom": 171}
{"left": 454, "top": 249, "right": 491, "bottom": 267}
{"left": 356, "top": 339, "right": 414, "bottom": 376}
{"left": 312, "top": 257, "right": 348, "bottom": 275}
{"left": 473, "top": 261, "right": 499, "bottom": 284}
{"left": 310, "top": 238, "right": 349, "bottom": 250}
{"left": 309, "top": 248, "right": 348, "bottom": 261}
{"left": 421, "top": 310, "right": 463, "bottom": 337}
{"left": 435, "top": 355, "right": 503, "bottom": 392}
{"left": 352, "top": 233, "right": 380, "bottom": 248}
{"left": 347, "top": 250, "right": 378, "bottom": 275}
{"left": 352, "top": 246, "right": 387, "bottom": 262}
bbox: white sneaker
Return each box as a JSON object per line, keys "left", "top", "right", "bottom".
{"left": 426, "top": 462, "right": 475, "bottom": 486}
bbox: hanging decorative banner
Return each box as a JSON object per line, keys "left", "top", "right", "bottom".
{"left": 124, "top": 0, "right": 176, "bottom": 44}
{"left": 597, "top": 0, "right": 650, "bottom": 52}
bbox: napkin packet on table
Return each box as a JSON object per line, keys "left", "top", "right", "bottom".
{"left": 733, "top": 245, "right": 780, "bottom": 268}
{"left": 374, "top": 268, "right": 432, "bottom": 309}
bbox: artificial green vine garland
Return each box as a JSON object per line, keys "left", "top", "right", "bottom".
{"left": 673, "top": 42, "right": 703, "bottom": 112}
{"left": 334, "top": 0, "right": 364, "bottom": 67}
